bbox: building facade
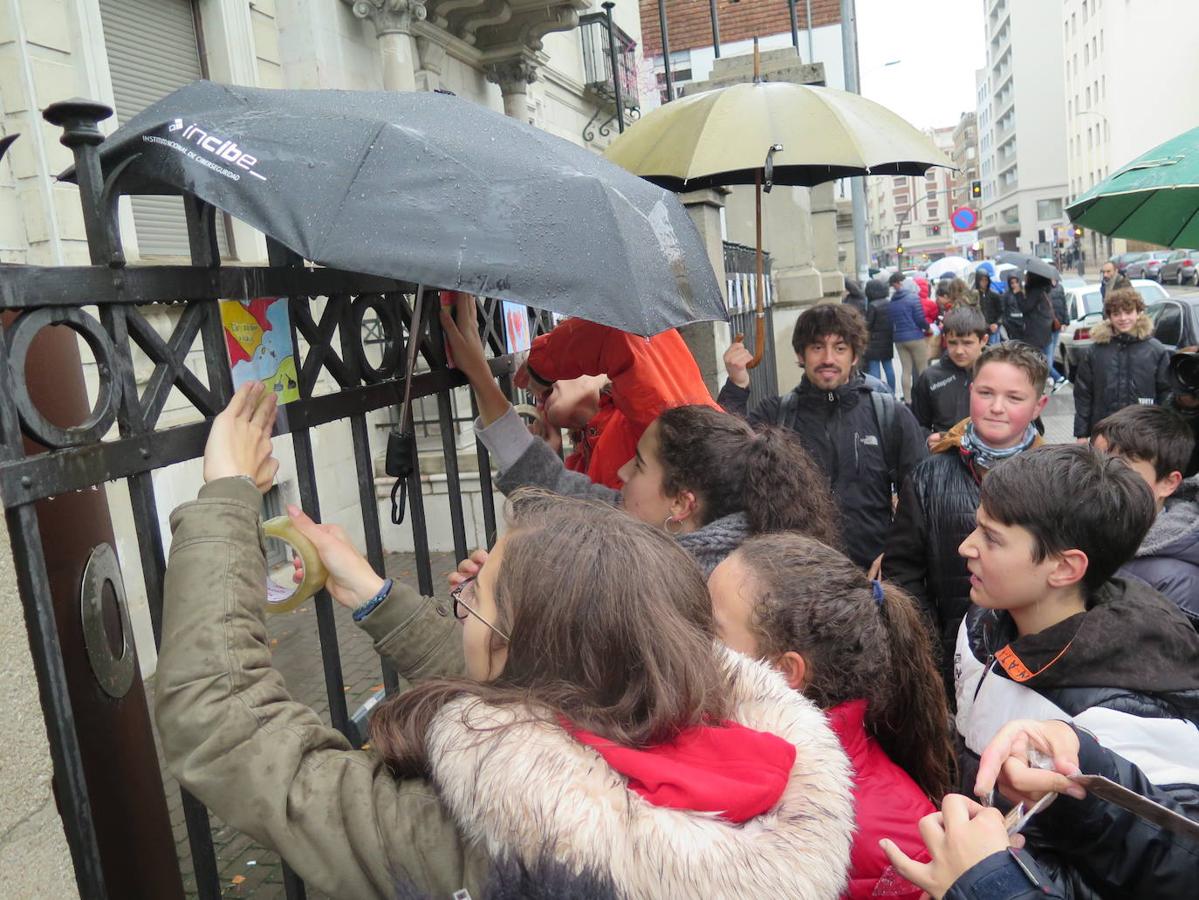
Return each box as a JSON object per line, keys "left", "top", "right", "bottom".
{"left": 950, "top": 111, "right": 979, "bottom": 211}
{"left": 867, "top": 126, "right": 959, "bottom": 269}
{"left": 1062, "top": 0, "right": 1199, "bottom": 265}
{"left": 975, "top": 0, "right": 1068, "bottom": 257}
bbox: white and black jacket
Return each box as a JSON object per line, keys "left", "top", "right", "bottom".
{"left": 954, "top": 577, "right": 1199, "bottom": 898}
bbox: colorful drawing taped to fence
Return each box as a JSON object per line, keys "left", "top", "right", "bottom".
{"left": 502, "top": 300, "right": 532, "bottom": 354}
{"left": 219, "top": 296, "right": 300, "bottom": 403}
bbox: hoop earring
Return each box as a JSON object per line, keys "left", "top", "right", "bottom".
{"left": 664, "top": 515, "right": 683, "bottom": 535}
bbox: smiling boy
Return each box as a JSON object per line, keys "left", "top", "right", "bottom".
{"left": 1072, "top": 286, "right": 1171, "bottom": 439}
{"left": 952, "top": 445, "right": 1199, "bottom": 900}
{"left": 883, "top": 342, "right": 1048, "bottom": 696}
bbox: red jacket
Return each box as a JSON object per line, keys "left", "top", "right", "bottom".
{"left": 526, "top": 319, "right": 716, "bottom": 489}
{"left": 827, "top": 700, "right": 934, "bottom": 900}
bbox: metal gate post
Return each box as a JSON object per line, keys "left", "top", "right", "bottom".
{"left": 20, "top": 101, "right": 186, "bottom": 898}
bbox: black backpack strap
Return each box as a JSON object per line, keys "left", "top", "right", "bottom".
{"left": 871, "top": 389, "right": 901, "bottom": 488}
{"left": 774, "top": 390, "right": 798, "bottom": 429}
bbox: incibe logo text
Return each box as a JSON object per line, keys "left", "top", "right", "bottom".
{"left": 169, "top": 119, "right": 267, "bottom": 181}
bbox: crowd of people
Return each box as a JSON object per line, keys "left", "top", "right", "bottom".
{"left": 151, "top": 279, "right": 1199, "bottom": 899}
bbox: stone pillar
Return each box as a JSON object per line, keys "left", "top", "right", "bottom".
{"left": 484, "top": 58, "right": 539, "bottom": 123}
{"left": 0, "top": 514, "right": 80, "bottom": 897}
{"left": 344, "top": 0, "right": 427, "bottom": 92}
{"left": 810, "top": 181, "right": 843, "bottom": 297}
{"left": 679, "top": 188, "right": 733, "bottom": 396}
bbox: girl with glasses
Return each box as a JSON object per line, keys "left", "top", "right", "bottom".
{"left": 155, "top": 385, "right": 856, "bottom": 899}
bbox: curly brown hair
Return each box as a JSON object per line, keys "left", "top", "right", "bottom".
{"left": 656, "top": 405, "right": 842, "bottom": 546}
{"left": 734, "top": 533, "right": 954, "bottom": 801}
{"left": 370, "top": 490, "right": 732, "bottom": 774}
{"left": 1103, "top": 286, "right": 1145, "bottom": 318}
{"left": 790, "top": 302, "right": 868, "bottom": 359}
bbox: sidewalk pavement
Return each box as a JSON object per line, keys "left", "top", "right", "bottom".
{"left": 146, "top": 550, "right": 457, "bottom": 899}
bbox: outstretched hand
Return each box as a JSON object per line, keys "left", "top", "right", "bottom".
{"left": 975, "top": 719, "right": 1085, "bottom": 806}
{"left": 203, "top": 382, "right": 279, "bottom": 493}
{"left": 879, "top": 795, "right": 1014, "bottom": 900}
{"left": 285, "top": 506, "right": 385, "bottom": 610}
{"left": 439, "top": 292, "right": 490, "bottom": 384}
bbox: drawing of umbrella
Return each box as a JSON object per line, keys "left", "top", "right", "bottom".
{"left": 605, "top": 42, "right": 950, "bottom": 365}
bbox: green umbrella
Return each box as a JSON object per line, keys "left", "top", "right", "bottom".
{"left": 1067, "top": 127, "right": 1199, "bottom": 247}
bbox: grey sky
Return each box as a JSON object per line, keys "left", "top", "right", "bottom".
{"left": 856, "top": 0, "right": 986, "bottom": 131}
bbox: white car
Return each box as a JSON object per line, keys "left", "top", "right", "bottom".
{"left": 1058, "top": 279, "right": 1169, "bottom": 377}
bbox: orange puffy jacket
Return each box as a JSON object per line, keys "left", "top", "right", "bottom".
{"left": 526, "top": 319, "right": 717, "bottom": 490}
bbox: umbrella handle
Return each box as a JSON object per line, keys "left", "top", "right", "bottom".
{"left": 747, "top": 170, "right": 766, "bottom": 370}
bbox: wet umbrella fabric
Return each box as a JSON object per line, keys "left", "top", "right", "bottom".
{"left": 1067, "top": 127, "right": 1199, "bottom": 248}
{"left": 994, "top": 252, "right": 1060, "bottom": 281}
{"left": 70, "top": 81, "right": 726, "bottom": 337}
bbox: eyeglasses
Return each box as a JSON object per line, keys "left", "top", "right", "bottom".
{"left": 449, "top": 576, "right": 510, "bottom": 642}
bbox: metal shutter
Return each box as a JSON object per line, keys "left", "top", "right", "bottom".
{"left": 98, "top": 0, "right": 230, "bottom": 259}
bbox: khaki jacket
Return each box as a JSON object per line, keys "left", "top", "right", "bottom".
{"left": 156, "top": 478, "right": 855, "bottom": 900}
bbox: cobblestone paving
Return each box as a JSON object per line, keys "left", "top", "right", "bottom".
{"left": 146, "top": 550, "right": 457, "bottom": 898}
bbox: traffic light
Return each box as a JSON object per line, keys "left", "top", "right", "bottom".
{"left": 1073, "top": 226, "right": 1084, "bottom": 238}
{"left": 931, "top": 224, "right": 942, "bottom": 236}
{"left": 971, "top": 180, "right": 982, "bottom": 199}
{"left": 896, "top": 244, "right": 904, "bottom": 255}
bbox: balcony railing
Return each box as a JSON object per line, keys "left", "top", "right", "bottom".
{"left": 579, "top": 12, "right": 639, "bottom": 141}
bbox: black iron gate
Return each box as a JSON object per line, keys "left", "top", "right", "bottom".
{"left": 1, "top": 101, "right": 521, "bottom": 899}
{"left": 723, "top": 240, "right": 779, "bottom": 408}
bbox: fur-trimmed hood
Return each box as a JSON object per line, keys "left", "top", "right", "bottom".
{"left": 424, "top": 648, "right": 855, "bottom": 900}
{"left": 1091, "top": 313, "right": 1153, "bottom": 344}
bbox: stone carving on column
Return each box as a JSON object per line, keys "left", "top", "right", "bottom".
{"left": 344, "top": 0, "right": 429, "bottom": 91}
{"left": 414, "top": 36, "right": 447, "bottom": 91}
{"left": 346, "top": 0, "right": 429, "bottom": 35}
{"left": 484, "top": 57, "right": 539, "bottom": 121}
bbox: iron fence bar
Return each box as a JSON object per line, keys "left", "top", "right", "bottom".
{"left": 0, "top": 263, "right": 411, "bottom": 308}
{"left": 470, "top": 392, "right": 498, "bottom": 548}
{"left": 6, "top": 505, "right": 109, "bottom": 899}
{"left": 428, "top": 310, "right": 469, "bottom": 561}
{"left": 179, "top": 789, "right": 221, "bottom": 900}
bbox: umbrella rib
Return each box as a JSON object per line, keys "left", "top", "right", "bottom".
{"left": 1102, "top": 189, "right": 1158, "bottom": 239}
{"left": 312, "top": 120, "right": 390, "bottom": 259}
{"left": 1168, "top": 200, "right": 1199, "bottom": 247}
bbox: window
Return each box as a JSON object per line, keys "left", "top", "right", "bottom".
{"left": 1084, "top": 44, "right": 1090, "bottom": 65}
{"left": 1087, "top": 128, "right": 1093, "bottom": 149}
{"left": 1101, "top": 75, "right": 1106, "bottom": 99}
{"left": 1037, "top": 199, "right": 1063, "bottom": 219}
{"left": 1082, "top": 1, "right": 1088, "bottom": 22}
{"left": 1086, "top": 86, "right": 1091, "bottom": 108}
{"left": 1152, "top": 303, "right": 1183, "bottom": 348}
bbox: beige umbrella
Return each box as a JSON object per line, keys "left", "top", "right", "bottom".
{"left": 605, "top": 44, "right": 951, "bottom": 366}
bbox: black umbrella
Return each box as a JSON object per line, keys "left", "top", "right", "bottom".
{"left": 994, "top": 251, "right": 1060, "bottom": 281}
{"left": 65, "top": 81, "right": 726, "bottom": 337}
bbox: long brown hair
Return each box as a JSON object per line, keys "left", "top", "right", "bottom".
{"left": 369, "top": 490, "right": 732, "bottom": 775}
{"left": 735, "top": 533, "right": 954, "bottom": 800}
{"left": 655, "top": 405, "right": 842, "bottom": 547}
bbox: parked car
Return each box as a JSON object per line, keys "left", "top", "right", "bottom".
{"left": 1124, "top": 250, "right": 1172, "bottom": 281}
{"left": 1111, "top": 251, "right": 1148, "bottom": 275}
{"left": 1146, "top": 296, "right": 1199, "bottom": 350}
{"left": 1157, "top": 249, "right": 1199, "bottom": 286}
{"left": 1058, "top": 279, "right": 1170, "bottom": 378}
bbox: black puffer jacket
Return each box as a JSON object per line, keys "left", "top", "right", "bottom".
{"left": 910, "top": 354, "right": 972, "bottom": 433}
{"left": 884, "top": 440, "right": 984, "bottom": 692}
{"left": 955, "top": 578, "right": 1199, "bottom": 898}
{"left": 1072, "top": 314, "right": 1171, "bottom": 437}
{"left": 1019, "top": 281, "right": 1056, "bottom": 350}
{"left": 719, "top": 374, "right": 926, "bottom": 568}
{"left": 863, "top": 280, "right": 894, "bottom": 362}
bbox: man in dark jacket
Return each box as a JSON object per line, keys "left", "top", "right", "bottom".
{"left": 862, "top": 278, "right": 895, "bottom": 392}
{"left": 911, "top": 307, "right": 989, "bottom": 439}
{"left": 883, "top": 342, "right": 1047, "bottom": 693}
{"left": 1016, "top": 273, "right": 1055, "bottom": 353}
{"left": 720, "top": 303, "right": 927, "bottom": 570}
{"left": 1072, "top": 287, "right": 1171, "bottom": 438}
{"left": 889, "top": 272, "right": 932, "bottom": 401}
